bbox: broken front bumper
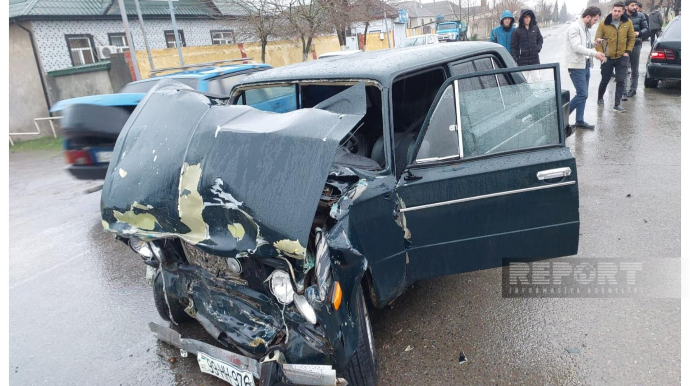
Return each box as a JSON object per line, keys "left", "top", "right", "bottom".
{"left": 150, "top": 322, "right": 346, "bottom": 386}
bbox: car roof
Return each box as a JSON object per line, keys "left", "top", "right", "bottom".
{"left": 129, "top": 63, "right": 272, "bottom": 84}
{"left": 239, "top": 42, "right": 510, "bottom": 86}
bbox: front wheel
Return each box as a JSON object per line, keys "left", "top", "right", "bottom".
{"left": 153, "top": 270, "right": 193, "bottom": 323}
{"left": 343, "top": 286, "right": 379, "bottom": 386}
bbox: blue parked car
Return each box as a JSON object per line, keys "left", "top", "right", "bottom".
{"left": 54, "top": 62, "right": 273, "bottom": 180}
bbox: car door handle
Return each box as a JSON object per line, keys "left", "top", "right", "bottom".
{"left": 537, "top": 167, "right": 571, "bottom": 180}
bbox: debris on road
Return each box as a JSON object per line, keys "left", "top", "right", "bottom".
{"left": 565, "top": 348, "right": 581, "bottom": 354}
{"left": 458, "top": 350, "right": 468, "bottom": 365}
{"left": 404, "top": 345, "right": 413, "bottom": 352}
{"left": 626, "top": 194, "right": 632, "bottom": 198}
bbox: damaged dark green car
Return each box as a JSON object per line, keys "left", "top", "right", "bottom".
{"left": 101, "top": 43, "right": 580, "bottom": 386}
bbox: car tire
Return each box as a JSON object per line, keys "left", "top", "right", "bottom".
{"left": 153, "top": 270, "right": 192, "bottom": 323}
{"left": 644, "top": 73, "right": 659, "bottom": 88}
{"left": 344, "top": 285, "right": 379, "bottom": 386}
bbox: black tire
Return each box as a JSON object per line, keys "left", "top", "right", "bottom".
{"left": 153, "top": 270, "right": 192, "bottom": 323}
{"left": 644, "top": 73, "right": 659, "bottom": 88}
{"left": 344, "top": 286, "right": 379, "bottom": 386}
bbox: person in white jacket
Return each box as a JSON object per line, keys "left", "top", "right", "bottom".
{"left": 566, "top": 6, "right": 607, "bottom": 129}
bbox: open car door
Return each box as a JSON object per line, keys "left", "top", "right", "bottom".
{"left": 395, "top": 64, "right": 580, "bottom": 283}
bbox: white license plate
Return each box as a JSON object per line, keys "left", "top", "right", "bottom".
{"left": 95, "top": 151, "right": 112, "bottom": 163}
{"left": 197, "top": 352, "right": 255, "bottom": 386}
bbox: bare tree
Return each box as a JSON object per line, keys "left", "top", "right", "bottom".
{"left": 322, "top": 0, "right": 355, "bottom": 49}
{"left": 349, "top": 0, "right": 396, "bottom": 50}
{"left": 490, "top": 0, "right": 525, "bottom": 20}
{"left": 213, "top": 0, "right": 280, "bottom": 63}
{"left": 283, "top": 0, "right": 330, "bottom": 61}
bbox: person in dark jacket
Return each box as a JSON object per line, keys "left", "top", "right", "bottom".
{"left": 510, "top": 9, "right": 544, "bottom": 67}
{"left": 624, "top": 0, "right": 648, "bottom": 97}
{"left": 490, "top": 10, "right": 515, "bottom": 52}
{"left": 648, "top": 5, "right": 665, "bottom": 46}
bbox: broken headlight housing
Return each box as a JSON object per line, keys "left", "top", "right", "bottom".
{"left": 268, "top": 270, "right": 294, "bottom": 305}
{"left": 129, "top": 237, "right": 153, "bottom": 258}
{"left": 314, "top": 229, "right": 332, "bottom": 301}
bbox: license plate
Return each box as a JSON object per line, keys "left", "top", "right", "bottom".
{"left": 197, "top": 352, "right": 255, "bottom": 386}
{"left": 94, "top": 151, "right": 112, "bottom": 163}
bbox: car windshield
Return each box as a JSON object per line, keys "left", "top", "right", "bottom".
{"left": 119, "top": 78, "right": 199, "bottom": 93}
{"left": 663, "top": 19, "right": 681, "bottom": 39}
{"left": 401, "top": 38, "right": 418, "bottom": 47}
{"left": 437, "top": 23, "right": 457, "bottom": 29}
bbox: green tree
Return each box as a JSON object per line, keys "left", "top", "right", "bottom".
{"left": 559, "top": 2, "right": 569, "bottom": 23}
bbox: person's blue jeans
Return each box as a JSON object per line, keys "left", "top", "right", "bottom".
{"left": 568, "top": 65, "right": 590, "bottom": 124}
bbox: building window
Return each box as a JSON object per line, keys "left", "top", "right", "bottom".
{"left": 108, "top": 33, "right": 130, "bottom": 50}
{"left": 164, "top": 30, "right": 186, "bottom": 48}
{"left": 65, "top": 35, "right": 97, "bottom": 66}
{"left": 210, "top": 30, "right": 235, "bottom": 44}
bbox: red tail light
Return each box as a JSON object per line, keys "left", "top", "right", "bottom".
{"left": 664, "top": 49, "right": 676, "bottom": 60}
{"left": 65, "top": 150, "right": 93, "bottom": 166}
{"left": 651, "top": 50, "right": 666, "bottom": 60}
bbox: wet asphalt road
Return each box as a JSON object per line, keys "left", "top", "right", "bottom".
{"left": 9, "top": 23, "right": 680, "bottom": 385}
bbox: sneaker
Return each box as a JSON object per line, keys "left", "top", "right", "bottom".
{"left": 575, "top": 121, "right": 595, "bottom": 130}
{"left": 621, "top": 94, "right": 628, "bottom": 101}
{"left": 628, "top": 90, "right": 637, "bottom": 97}
{"left": 597, "top": 99, "right": 604, "bottom": 107}
{"left": 613, "top": 105, "right": 626, "bottom": 113}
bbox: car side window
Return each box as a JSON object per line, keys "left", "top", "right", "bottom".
{"left": 415, "top": 85, "right": 459, "bottom": 162}
{"left": 415, "top": 66, "right": 561, "bottom": 164}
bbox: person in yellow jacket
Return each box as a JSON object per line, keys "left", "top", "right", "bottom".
{"left": 595, "top": 1, "right": 636, "bottom": 113}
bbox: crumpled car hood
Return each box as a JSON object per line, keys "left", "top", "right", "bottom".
{"left": 101, "top": 79, "right": 366, "bottom": 258}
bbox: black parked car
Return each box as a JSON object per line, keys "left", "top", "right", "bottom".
{"left": 101, "top": 43, "right": 579, "bottom": 386}
{"left": 645, "top": 15, "right": 681, "bottom": 88}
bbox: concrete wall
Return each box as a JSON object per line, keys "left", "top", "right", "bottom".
{"left": 134, "top": 33, "right": 397, "bottom": 78}
{"left": 46, "top": 69, "right": 113, "bottom": 103}
{"left": 9, "top": 22, "right": 50, "bottom": 136}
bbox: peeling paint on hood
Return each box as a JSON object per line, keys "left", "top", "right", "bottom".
{"left": 101, "top": 79, "right": 367, "bottom": 257}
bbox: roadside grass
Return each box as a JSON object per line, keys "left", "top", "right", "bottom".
{"left": 9, "top": 137, "right": 62, "bottom": 153}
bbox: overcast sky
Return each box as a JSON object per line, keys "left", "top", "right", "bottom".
{"left": 420, "top": 0, "right": 591, "bottom": 17}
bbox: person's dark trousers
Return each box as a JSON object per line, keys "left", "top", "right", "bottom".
{"left": 598, "top": 56, "right": 629, "bottom": 105}
{"left": 624, "top": 44, "right": 642, "bottom": 92}
{"left": 650, "top": 29, "right": 660, "bottom": 47}
{"left": 568, "top": 65, "right": 590, "bottom": 124}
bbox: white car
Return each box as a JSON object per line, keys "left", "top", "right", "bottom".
{"left": 400, "top": 34, "right": 440, "bottom": 47}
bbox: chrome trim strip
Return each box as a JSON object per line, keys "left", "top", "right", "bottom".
{"left": 399, "top": 180, "right": 576, "bottom": 213}
{"left": 454, "top": 80, "right": 464, "bottom": 158}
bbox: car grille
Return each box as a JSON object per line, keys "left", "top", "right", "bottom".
{"left": 181, "top": 242, "right": 247, "bottom": 285}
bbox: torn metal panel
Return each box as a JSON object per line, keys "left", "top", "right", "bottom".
{"left": 101, "top": 79, "right": 366, "bottom": 257}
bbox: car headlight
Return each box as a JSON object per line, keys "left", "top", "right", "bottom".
{"left": 293, "top": 293, "right": 317, "bottom": 324}
{"left": 314, "top": 229, "right": 332, "bottom": 301}
{"left": 268, "top": 270, "right": 294, "bottom": 305}
{"left": 129, "top": 238, "right": 153, "bottom": 258}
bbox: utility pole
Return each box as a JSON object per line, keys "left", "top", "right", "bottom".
{"left": 117, "top": 0, "right": 141, "bottom": 80}
{"left": 167, "top": 0, "right": 184, "bottom": 66}
{"left": 133, "top": 0, "right": 155, "bottom": 71}
{"left": 383, "top": 10, "right": 391, "bottom": 48}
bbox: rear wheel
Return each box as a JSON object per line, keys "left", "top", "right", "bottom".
{"left": 644, "top": 73, "right": 659, "bottom": 88}
{"left": 153, "top": 270, "right": 192, "bottom": 323}
{"left": 344, "top": 286, "right": 379, "bottom": 386}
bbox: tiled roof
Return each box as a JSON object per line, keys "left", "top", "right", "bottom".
{"left": 399, "top": 1, "right": 435, "bottom": 18}
{"left": 9, "top": 0, "right": 242, "bottom": 19}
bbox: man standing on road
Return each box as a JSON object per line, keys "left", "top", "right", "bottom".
{"left": 595, "top": 2, "right": 635, "bottom": 112}
{"left": 566, "top": 6, "right": 607, "bottom": 129}
{"left": 511, "top": 9, "right": 543, "bottom": 65}
{"left": 624, "top": 0, "right": 648, "bottom": 98}
{"left": 648, "top": 5, "right": 665, "bottom": 46}
{"left": 490, "top": 10, "right": 515, "bottom": 52}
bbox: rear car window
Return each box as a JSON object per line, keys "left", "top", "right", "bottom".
{"left": 119, "top": 78, "right": 199, "bottom": 93}
{"left": 663, "top": 19, "right": 681, "bottom": 39}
